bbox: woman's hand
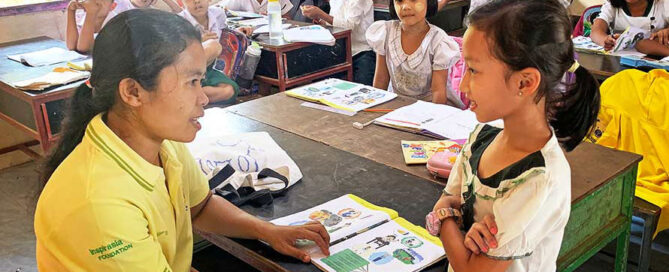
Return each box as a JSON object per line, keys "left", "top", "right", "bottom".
{"left": 650, "top": 29, "right": 669, "bottom": 46}
{"left": 603, "top": 33, "right": 620, "bottom": 51}
{"left": 464, "top": 214, "right": 498, "bottom": 255}
{"left": 260, "top": 221, "right": 331, "bottom": 262}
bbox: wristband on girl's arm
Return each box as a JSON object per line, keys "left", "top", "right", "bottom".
{"left": 426, "top": 207, "right": 463, "bottom": 236}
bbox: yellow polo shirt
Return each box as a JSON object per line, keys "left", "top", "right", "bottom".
{"left": 34, "top": 113, "right": 210, "bottom": 272}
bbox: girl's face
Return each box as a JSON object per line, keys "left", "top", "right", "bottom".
{"left": 131, "top": 0, "right": 157, "bottom": 8}
{"left": 184, "top": 0, "right": 209, "bottom": 17}
{"left": 460, "top": 28, "right": 526, "bottom": 123}
{"left": 394, "top": 0, "right": 428, "bottom": 26}
{"left": 134, "top": 41, "right": 210, "bottom": 143}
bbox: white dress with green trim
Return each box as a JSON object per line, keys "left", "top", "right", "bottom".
{"left": 444, "top": 124, "right": 571, "bottom": 272}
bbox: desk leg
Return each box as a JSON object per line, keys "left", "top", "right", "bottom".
{"left": 277, "top": 51, "right": 286, "bottom": 92}
{"left": 615, "top": 224, "right": 630, "bottom": 272}
{"left": 345, "top": 36, "right": 353, "bottom": 81}
{"left": 614, "top": 166, "right": 638, "bottom": 272}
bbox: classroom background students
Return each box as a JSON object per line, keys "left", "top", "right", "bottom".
{"left": 591, "top": 0, "right": 669, "bottom": 56}
{"left": 430, "top": 0, "right": 601, "bottom": 271}
{"left": 223, "top": 0, "right": 294, "bottom": 16}
{"left": 365, "top": 0, "right": 460, "bottom": 104}
{"left": 301, "top": 0, "right": 376, "bottom": 85}
{"left": 65, "top": 0, "right": 158, "bottom": 53}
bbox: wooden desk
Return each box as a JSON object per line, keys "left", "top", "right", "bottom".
{"left": 576, "top": 50, "right": 627, "bottom": 81}
{"left": 195, "top": 109, "right": 447, "bottom": 272}
{"left": 250, "top": 21, "right": 352, "bottom": 93}
{"left": 218, "top": 93, "right": 642, "bottom": 271}
{"left": 0, "top": 37, "right": 81, "bottom": 155}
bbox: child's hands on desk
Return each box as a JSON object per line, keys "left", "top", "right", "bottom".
{"left": 464, "top": 214, "right": 498, "bottom": 255}
{"left": 301, "top": 5, "right": 326, "bottom": 21}
{"left": 236, "top": 26, "right": 254, "bottom": 36}
{"left": 650, "top": 29, "right": 669, "bottom": 46}
{"left": 68, "top": 0, "right": 82, "bottom": 11}
{"left": 260, "top": 221, "right": 331, "bottom": 262}
{"left": 603, "top": 33, "right": 620, "bottom": 51}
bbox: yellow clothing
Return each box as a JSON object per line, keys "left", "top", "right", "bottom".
{"left": 588, "top": 69, "right": 669, "bottom": 237}
{"left": 34, "top": 114, "right": 210, "bottom": 271}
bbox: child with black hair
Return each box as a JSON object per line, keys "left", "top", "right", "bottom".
{"left": 591, "top": 0, "right": 669, "bottom": 56}
{"left": 365, "top": 0, "right": 460, "bottom": 104}
{"left": 177, "top": 0, "right": 254, "bottom": 103}
{"left": 427, "top": 0, "right": 601, "bottom": 271}
{"left": 301, "top": 0, "right": 375, "bottom": 85}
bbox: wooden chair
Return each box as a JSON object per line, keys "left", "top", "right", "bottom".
{"left": 214, "top": 28, "right": 249, "bottom": 80}
{"left": 633, "top": 198, "right": 661, "bottom": 272}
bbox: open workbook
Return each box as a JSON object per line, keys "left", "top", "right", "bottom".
{"left": 285, "top": 79, "right": 397, "bottom": 112}
{"left": 271, "top": 194, "right": 445, "bottom": 272}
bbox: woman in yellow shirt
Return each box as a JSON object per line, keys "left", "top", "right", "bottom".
{"left": 34, "top": 9, "right": 329, "bottom": 271}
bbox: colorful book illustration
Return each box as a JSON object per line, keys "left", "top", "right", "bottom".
{"left": 401, "top": 140, "right": 465, "bottom": 165}
{"left": 612, "top": 26, "right": 650, "bottom": 53}
{"left": 572, "top": 36, "right": 607, "bottom": 54}
{"left": 374, "top": 101, "right": 502, "bottom": 140}
{"left": 271, "top": 194, "right": 445, "bottom": 272}
{"left": 286, "top": 79, "right": 397, "bottom": 112}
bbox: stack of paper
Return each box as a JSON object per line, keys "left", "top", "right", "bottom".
{"left": 12, "top": 68, "right": 89, "bottom": 91}
{"left": 374, "top": 101, "right": 503, "bottom": 140}
{"left": 253, "top": 23, "right": 291, "bottom": 34}
{"left": 283, "top": 25, "right": 335, "bottom": 46}
{"left": 236, "top": 17, "right": 270, "bottom": 27}
{"left": 226, "top": 10, "right": 263, "bottom": 18}
{"left": 7, "top": 47, "right": 87, "bottom": 67}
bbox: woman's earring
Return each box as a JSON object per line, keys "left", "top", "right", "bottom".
{"left": 517, "top": 91, "right": 523, "bottom": 97}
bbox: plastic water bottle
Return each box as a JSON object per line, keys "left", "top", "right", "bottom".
{"left": 268, "top": 0, "right": 283, "bottom": 40}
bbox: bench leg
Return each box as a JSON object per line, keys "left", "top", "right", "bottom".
{"left": 615, "top": 223, "right": 630, "bottom": 272}
{"left": 637, "top": 213, "right": 658, "bottom": 272}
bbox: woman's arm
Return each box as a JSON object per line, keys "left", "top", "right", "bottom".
{"left": 637, "top": 28, "right": 669, "bottom": 57}
{"left": 191, "top": 193, "right": 331, "bottom": 262}
{"left": 431, "top": 69, "right": 448, "bottom": 104}
{"left": 373, "top": 54, "right": 390, "bottom": 90}
{"left": 76, "top": 0, "right": 103, "bottom": 53}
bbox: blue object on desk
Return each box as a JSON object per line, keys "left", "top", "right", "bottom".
{"left": 620, "top": 55, "right": 669, "bottom": 70}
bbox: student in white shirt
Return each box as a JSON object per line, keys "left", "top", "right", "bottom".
{"left": 591, "top": 0, "right": 669, "bottom": 56}
{"left": 428, "top": 0, "right": 601, "bottom": 271}
{"left": 365, "top": 0, "right": 460, "bottom": 103}
{"left": 224, "top": 0, "right": 294, "bottom": 16}
{"left": 301, "top": 0, "right": 375, "bottom": 85}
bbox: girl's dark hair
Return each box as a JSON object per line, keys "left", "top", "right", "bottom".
{"left": 468, "top": 0, "right": 600, "bottom": 151}
{"left": 610, "top": 0, "right": 652, "bottom": 9}
{"left": 41, "top": 9, "right": 201, "bottom": 185}
{"left": 389, "top": 0, "right": 439, "bottom": 19}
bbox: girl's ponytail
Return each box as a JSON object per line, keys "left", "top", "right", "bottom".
{"left": 550, "top": 65, "right": 601, "bottom": 151}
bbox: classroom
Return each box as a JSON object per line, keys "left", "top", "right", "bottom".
{"left": 0, "top": 0, "right": 668, "bottom": 271}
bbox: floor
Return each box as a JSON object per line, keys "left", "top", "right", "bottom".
{"left": 2, "top": 161, "right": 669, "bottom": 272}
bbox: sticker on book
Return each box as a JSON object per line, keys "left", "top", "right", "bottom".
{"left": 309, "top": 210, "right": 342, "bottom": 227}
{"left": 322, "top": 249, "right": 371, "bottom": 272}
{"left": 366, "top": 235, "right": 397, "bottom": 249}
{"left": 393, "top": 248, "right": 424, "bottom": 265}
{"left": 338, "top": 208, "right": 361, "bottom": 219}
{"left": 401, "top": 237, "right": 423, "bottom": 248}
{"left": 368, "top": 252, "right": 393, "bottom": 265}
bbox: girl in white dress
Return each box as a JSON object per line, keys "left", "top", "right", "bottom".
{"left": 428, "top": 0, "right": 601, "bottom": 271}
{"left": 365, "top": 0, "right": 460, "bottom": 104}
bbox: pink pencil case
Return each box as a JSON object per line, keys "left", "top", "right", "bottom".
{"left": 426, "top": 151, "right": 458, "bottom": 179}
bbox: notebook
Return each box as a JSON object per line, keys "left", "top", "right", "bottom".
{"left": 12, "top": 68, "right": 89, "bottom": 91}
{"left": 620, "top": 55, "right": 669, "bottom": 70}
{"left": 374, "top": 101, "right": 502, "bottom": 140}
{"left": 7, "top": 47, "right": 87, "bottom": 67}
{"left": 285, "top": 78, "right": 397, "bottom": 112}
{"left": 271, "top": 194, "right": 445, "bottom": 272}
{"left": 283, "top": 25, "right": 335, "bottom": 46}
{"left": 401, "top": 140, "right": 465, "bottom": 164}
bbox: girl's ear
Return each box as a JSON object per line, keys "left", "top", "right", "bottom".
{"left": 515, "top": 67, "right": 541, "bottom": 97}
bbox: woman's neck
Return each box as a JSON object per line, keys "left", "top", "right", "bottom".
{"left": 500, "top": 103, "right": 552, "bottom": 153}
{"left": 400, "top": 20, "right": 429, "bottom": 36}
{"left": 105, "top": 109, "right": 163, "bottom": 166}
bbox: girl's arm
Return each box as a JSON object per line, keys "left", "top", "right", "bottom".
{"left": 431, "top": 69, "right": 448, "bottom": 104}
{"left": 437, "top": 0, "right": 450, "bottom": 11}
{"left": 76, "top": 0, "right": 102, "bottom": 53}
{"left": 439, "top": 219, "right": 512, "bottom": 272}
{"left": 66, "top": 2, "right": 80, "bottom": 51}
{"left": 203, "top": 84, "right": 236, "bottom": 103}
{"left": 636, "top": 28, "right": 669, "bottom": 57}
{"left": 590, "top": 19, "right": 617, "bottom": 50}
{"left": 162, "top": 0, "right": 182, "bottom": 13}
{"left": 373, "top": 54, "right": 390, "bottom": 90}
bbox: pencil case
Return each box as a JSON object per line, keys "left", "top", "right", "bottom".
{"left": 426, "top": 151, "right": 458, "bottom": 179}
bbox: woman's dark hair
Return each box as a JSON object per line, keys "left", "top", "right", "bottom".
{"left": 389, "top": 0, "right": 439, "bottom": 20}
{"left": 468, "top": 0, "right": 600, "bottom": 151}
{"left": 41, "top": 9, "right": 201, "bottom": 185}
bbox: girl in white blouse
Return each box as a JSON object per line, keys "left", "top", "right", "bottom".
{"left": 429, "top": 0, "right": 601, "bottom": 271}
{"left": 365, "top": 0, "right": 460, "bottom": 104}
{"left": 591, "top": 0, "right": 669, "bottom": 56}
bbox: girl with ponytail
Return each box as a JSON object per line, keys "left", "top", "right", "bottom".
{"left": 36, "top": 9, "right": 329, "bottom": 271}
{"left": 427, "top": 0, "right": 600, "bottom": 271}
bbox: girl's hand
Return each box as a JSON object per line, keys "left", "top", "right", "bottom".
{"left": 236, "top": 26, "right": 254, "bottom": 36}
{"left": 650, "top": 29, "right": 669, "bottom": 46}
{"left": 301, "top": 5, "right": 324, "bottom": 20}
{"left": 604, "top": 33, "right": 619, "bottom": 51}
{"left": 260, "top": 221, "right": 331, "bottom": 262}
{"left": 81, "top": 0, "right": 101, "bottom": 13}
{"left": 464, "top": 214, "right": 498, "bottom": 255}
{"left": 433, "top": 194, "right": 461, "bottom": 211}
{"left": 68, "top": 0, "right": 82, "bottom": 11}
{"left": 202, "top": 31, "right": 218, "bottom": 42}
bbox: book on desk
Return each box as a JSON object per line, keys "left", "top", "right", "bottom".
{"left": 271, "top": 194, "right": 446, "bottom": 272}
{"left": 285, "top": 79, "right": 398, "bottom": 112}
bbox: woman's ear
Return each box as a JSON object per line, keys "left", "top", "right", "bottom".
{"left": 515, "top": 67, "right": 541, "bottom": 97}
{"left": 117, "top": 78, "right": 147, "bottom": 107}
